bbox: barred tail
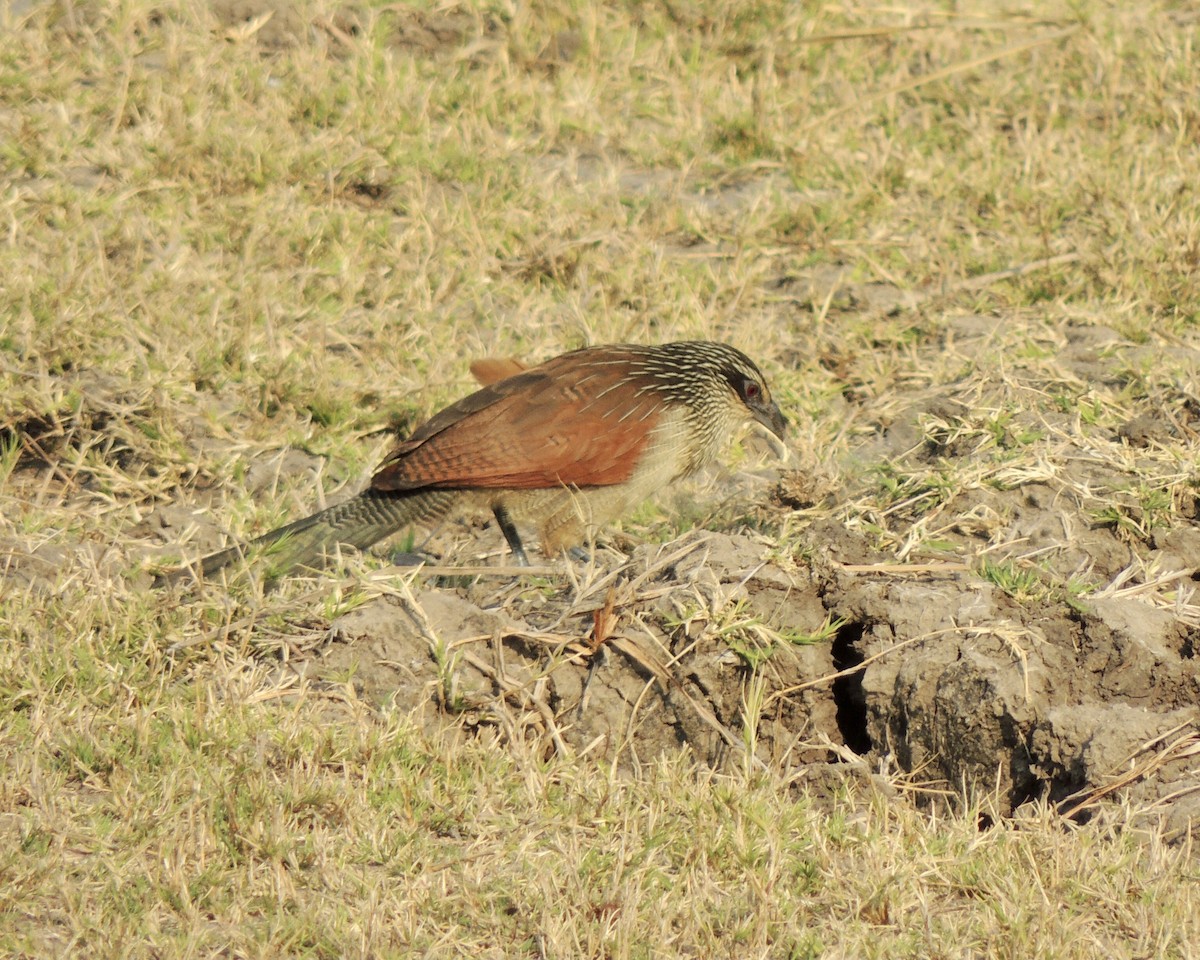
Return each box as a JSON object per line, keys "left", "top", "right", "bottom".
{"left": 156, "top": 488, "right": 458, "bottom": 586}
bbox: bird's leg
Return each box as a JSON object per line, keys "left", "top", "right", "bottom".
{"left": 492, "top": 504, "right": 530, "bottom": 566}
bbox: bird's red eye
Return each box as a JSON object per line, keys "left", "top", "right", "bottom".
{"left": 744, "top": 379, "right": 761, "bottom": 401}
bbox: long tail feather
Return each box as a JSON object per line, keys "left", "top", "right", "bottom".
{"left": 155, "top": 488, "right": 458, "bottom": 586}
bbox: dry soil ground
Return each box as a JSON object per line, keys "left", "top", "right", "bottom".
{"left": 4, "top": 1, "right": 1200, "bottom": 956}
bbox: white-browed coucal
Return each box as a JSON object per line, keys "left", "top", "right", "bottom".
{"left": 159, "top": 340, "right": 785, "bottom": 583}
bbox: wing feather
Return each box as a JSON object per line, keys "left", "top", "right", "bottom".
{"left": 371, "top": 349, "right": 661, "bottom": 492}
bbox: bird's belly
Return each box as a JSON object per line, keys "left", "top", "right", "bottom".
{"left": 487, "top": 421, "right": 696, "bottom": 553}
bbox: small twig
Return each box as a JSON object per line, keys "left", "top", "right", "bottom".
{"left": 765, "top": 631, "right": 957, "bottom": 708}
{"left": 1056, "top": 727, "right": 1200, "bottom": 822}
{"left": 950, "top": 253, "right": 1084, "bottom": 293}
{"left": 836, "top": 561, "right": 970, "bottom": 575}
{"left": 382, "top": 562, "right": 563, "bottom": 578}
{"left": 800, "top": 17, "right": 1070, "bottom": 45}
{"left": 314, "top": 16, "right": 356, "bottom": 47}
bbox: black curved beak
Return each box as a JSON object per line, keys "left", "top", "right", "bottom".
{"left": 754, "top": 401, "right": 787, "bottom": 440}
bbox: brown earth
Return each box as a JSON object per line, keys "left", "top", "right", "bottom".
{"left": 304, "top": 520, "right": 1198, "bottom": 839}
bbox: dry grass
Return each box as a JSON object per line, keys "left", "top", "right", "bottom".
{"left": 3, "top": 0, "right": 1200, "bottom": 956}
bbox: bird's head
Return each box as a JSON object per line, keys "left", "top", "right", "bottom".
{"left": 715, "top": 347, "right": 787, "bottom": 443}
{"left": 645, "top": 341, "right": 787, "bottom": 443}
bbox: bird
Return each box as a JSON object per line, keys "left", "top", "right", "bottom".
{"left": 157, "top": 340, "right": 786, "bottom": 584}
